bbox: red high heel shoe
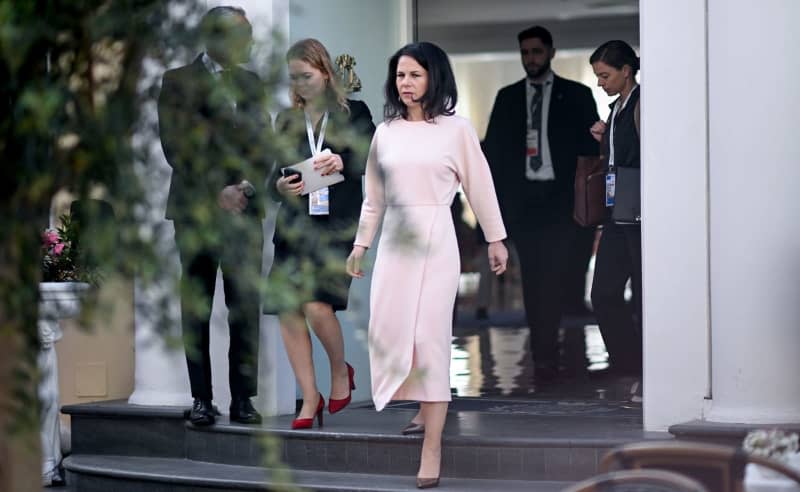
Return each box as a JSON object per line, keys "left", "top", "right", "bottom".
{"left": 328, "top": 362, "right": 355, "bottom": 414}
{"left": 291, "top": 394, "right": 324, "bottom": 429}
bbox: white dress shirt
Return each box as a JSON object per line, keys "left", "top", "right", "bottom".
{"left": 202, "top": 52, "right": 224, "bottom": 79}
{"left": 202, "top": 52, "right": 237, "bottom": 112}
{"left": 525, "top": 70, "right": 555, "bottom": 181}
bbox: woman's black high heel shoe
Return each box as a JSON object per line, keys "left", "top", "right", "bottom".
{"left": 416, "top": 477, "right": 440, "bottom": 489}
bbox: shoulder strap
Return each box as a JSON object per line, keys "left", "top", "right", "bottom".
{"left": 634, "top": 99, "right": 640, "bottom": 136}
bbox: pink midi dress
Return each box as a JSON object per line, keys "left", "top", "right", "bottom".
{"left": 354, "top": 115, "right": 507, "bottom": 411}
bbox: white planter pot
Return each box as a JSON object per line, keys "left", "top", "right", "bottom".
{"left": 39, "top": 281, "right": 90, "bottom": 321}
{"left": 37, "top": 281, "right": 89, "bottom": 485}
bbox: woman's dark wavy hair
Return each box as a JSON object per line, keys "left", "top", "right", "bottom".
{"left": 383, "top": 42, "right": 457, "bottom": 122}
{"left": 589, "top": 40, "right": 640, "bottom": 76}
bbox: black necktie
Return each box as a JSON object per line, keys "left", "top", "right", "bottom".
{"left": 529, "top": 83, "right": 543, "bottom": 171}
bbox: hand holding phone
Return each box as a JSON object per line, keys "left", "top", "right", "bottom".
{"left": 277, "top": 167, "right": 304, "bottom": 196}
{"left": 281, "top": 168, "right": 302, "bottom": 183}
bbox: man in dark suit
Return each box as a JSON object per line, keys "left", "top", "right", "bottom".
{"left": 483, "top": 26, "right": 599, "bottom": 382}
{"left": 158, "top": 6, "right": 271, "bottom": 425}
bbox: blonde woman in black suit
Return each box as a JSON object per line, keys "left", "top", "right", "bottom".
{"left": 264, "top": 38, "right": 375, "bottom": 429}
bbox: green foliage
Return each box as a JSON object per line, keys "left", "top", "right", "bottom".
{"left": 0, "top": 0, "right": 207, "bottom": 468}
{"left": 0, "top": 2, "right": 374, "bottom": 485}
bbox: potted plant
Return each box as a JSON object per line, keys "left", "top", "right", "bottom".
{"left": 38, "top": 213, "right": 98, "bottom": 486}
{"left": 40, "top": 212, "right": 99, "bottom": 337}
{"left": 40, "top": 212, "right": 102, "bottom": 315}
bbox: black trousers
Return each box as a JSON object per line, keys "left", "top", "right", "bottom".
{"left": 590, "top": 221, "right": 642, "bottom": 374}
{"left": 511, "top": 220, "right": 577, "bottom": 369}
{"left": 174, "top": 215, "right": 263, "bottom": 400}
{"left": 562, "top": 225, "right": 596, "bottom": 312}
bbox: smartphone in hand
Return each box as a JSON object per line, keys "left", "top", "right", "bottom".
{"left": 281, "top": 168, "right": 302, "bottom": 183}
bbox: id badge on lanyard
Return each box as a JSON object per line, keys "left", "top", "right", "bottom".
{"left": 526, "top": 129, "right": 539, "bottom": 158}
{"left": 605, "top": 93, "right": 628, "bottom": 208}
{"left": 306, "top": 111, "right": 330, "bottom": 216}
{"left": 605, "top": 170, "right": 616, "bottom": 207}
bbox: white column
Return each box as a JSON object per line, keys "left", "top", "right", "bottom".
{"left": 128, "top": 218, "right": 192, "bottom": 407}
{"left": 704, "top": 0, "right": 800, "bottom": 423}
{"left": 639, "top": 0, "right": 711, "bottom": 431}
{"left": 129, "top": 50, "right": 192, "bottom": 405}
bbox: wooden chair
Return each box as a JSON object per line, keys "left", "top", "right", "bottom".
{"left": 600, "top": 440, "right": 800, "bottom": 492}
{"left": 563, "top": 468, "right": 709, "bottom": 492}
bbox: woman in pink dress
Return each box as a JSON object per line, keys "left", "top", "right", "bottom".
{"left": 346, "top": 42, "right": 508, "bottom": 489}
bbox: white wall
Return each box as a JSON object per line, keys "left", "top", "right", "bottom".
{"left": 452, "top": 50, "right": 615, "bottom": 140}
{"left": 705, "top": 0, "right": 800, "bottom": 423}
{"left": 639, "top": 0, "right": 711, "bottom": 431}
{"left": 641, "top": 0, "right": 800, "bottom": 430}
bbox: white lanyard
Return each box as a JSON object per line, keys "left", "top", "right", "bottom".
{"left": 608, "top": 86, "right": 636, "bottom": 169}
{"left": 305, "top": 111, "right": 329, "bottom": 156}
{"left": 305, "top": 110, "right": 331, "bottom": 216}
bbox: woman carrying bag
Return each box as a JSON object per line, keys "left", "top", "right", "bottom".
{"left": 588, "top": 40, "right": 643, "bottom": 384}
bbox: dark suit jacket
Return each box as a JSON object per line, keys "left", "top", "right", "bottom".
{"left": 483, "top": 74, "right": 599, "bottom": 229}
{"left": 267, "top": 99, "right": 375, "bottom": 234}
{"left": 158, "top": 55, "right": 272, "bottom": 222}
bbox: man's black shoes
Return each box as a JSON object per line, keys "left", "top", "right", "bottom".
{"left": 189, "top": 398, "right": 216, "bottom": 426}
{"left": 230, "top": 397, "right": 262, "bottom": 424}
{"left": 187, "top": 397, "right": 262, "bottom": 425}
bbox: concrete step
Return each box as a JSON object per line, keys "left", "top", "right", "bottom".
{"left": 63, "top": 400, "right": 188, "bottom": 458}
{"left": 189, "top": 415, "right": 621, "bottom": 481}
{"left": 64, "top": 454, "right": 570, "bottom": 491}
{"left": 63, "top": 398, "right": 667, "bottom": 483}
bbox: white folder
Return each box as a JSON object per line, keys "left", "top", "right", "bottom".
{"left": 281, "top": 150, "right": 344, "bottom": 196}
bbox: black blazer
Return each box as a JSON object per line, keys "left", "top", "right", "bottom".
{"left": 158, "top": 55, "right": 272, "bottom": 222}
{"left": 268, "top": 99, "right": 375, "bottom": 234}
{"left": 483, "top": 75, "right": 599, "bottom": 227}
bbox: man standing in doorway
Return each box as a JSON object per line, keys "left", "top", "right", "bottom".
{"left": 483, "top": 26, "right": 599, "bottom": 382}
{"left": 158, "top": 6, "right": 271, "bottom": 425}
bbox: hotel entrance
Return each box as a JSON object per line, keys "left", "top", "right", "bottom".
{"left": 55, "top": 0, "right": 800, "bottom": 489}
{"left": 414, "top": 0, "right": 641, "bottom": 405}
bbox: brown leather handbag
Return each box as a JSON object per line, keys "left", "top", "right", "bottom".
{"left": 573, "top": 153, "right": 608, "bottom": 227}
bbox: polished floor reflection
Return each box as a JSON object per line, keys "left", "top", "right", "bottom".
{"left": 450, "top": 310, "right": 641, "bottom": 405}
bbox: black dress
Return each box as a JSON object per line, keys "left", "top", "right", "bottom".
{"left": 263, "top": 99, "right": 375, "bottom": 313}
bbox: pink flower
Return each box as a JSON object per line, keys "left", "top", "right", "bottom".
{"left": 43, "top": 230, "right": 59, "bottom": 247}
{"left": 53, "top": 242, "right": 65, "bottom": 255}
